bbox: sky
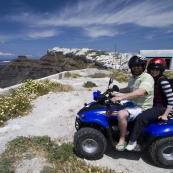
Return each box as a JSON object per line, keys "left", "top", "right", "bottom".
{"left": 0, "top": 0, "right": 173, "bottom": 60}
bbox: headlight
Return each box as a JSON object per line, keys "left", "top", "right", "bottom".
{"left": 93, "top": 91, "right": 100, "bottom": 101}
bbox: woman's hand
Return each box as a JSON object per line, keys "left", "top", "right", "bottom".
{"left": 158, "top": 115, "right": 168, "bottom": 121}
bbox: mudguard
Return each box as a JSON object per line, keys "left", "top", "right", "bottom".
{"left": 78, "top": 110, "right": 108, "bottom": 128}
{"left": 78, "top": 108, "right": 119, "bottom": 128}
{"left": 145, "top": 120, "right": 173, "bottom": 137}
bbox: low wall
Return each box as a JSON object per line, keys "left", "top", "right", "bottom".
{"left": 0, "top": 68, "right": 112, "bottom": 95}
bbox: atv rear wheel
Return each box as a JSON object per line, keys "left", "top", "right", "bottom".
{"left": 74, "top": 127, "right": 107, "bottom": 160}
{"left": 148, "top": 136, "right": 173, "bottom": 168}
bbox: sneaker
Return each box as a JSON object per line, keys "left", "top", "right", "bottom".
{"left": 126, "top": 141, "right": 137, "bottom": 151}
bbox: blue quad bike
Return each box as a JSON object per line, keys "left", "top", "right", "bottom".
{"left": 74, "top": 78, "right": 173, "bottom": 168}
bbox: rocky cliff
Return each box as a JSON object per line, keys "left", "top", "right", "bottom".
{"left": 0, "top": 53, "right": 104, "bottom": 88}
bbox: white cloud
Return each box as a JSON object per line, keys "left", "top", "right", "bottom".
{"left": 0, "top": 52, "right": 15, "bottom": 56}
{"left": 27, "top": 29, "right": 59, "bottom": 39}
{"left": 84, "top": 26, "right": 118, "bottom": 38}
{"left": 2, "top": 0, "right": 173, "bottom": 39}
{"left": 165, "top": 30, "right": 173, "bottom": 33}
{"left": 0, "top": 33, "right": 23, "bottom": 42}
{"left": 144, "top": 35, "right": 154, "bottom": 40}
{"left": 34, "top": 0, "right": 173, "bottom": 28}
{"left": 25, "top": 54, "right": 33, "bottom": 57}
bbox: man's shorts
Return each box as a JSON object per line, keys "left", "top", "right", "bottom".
{"left": 120, "top": 100, "right": 142, "bottom": 121}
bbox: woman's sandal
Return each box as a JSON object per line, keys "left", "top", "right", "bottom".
{"left": 115, "top": 141, "right": 127, "bottom": 151}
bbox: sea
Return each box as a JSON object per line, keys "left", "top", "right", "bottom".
{"left": 0, "top": 64, "right": 4, "bottom": 69}
{"left": 0, "top": 59, "right": 11, "bottom": 69}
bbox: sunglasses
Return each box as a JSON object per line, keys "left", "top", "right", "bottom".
{"left": 131, "top": 64, "right": 142, "bottom": 68}
{"left": 150, "top": 68, "right": 160, "bottom": 71}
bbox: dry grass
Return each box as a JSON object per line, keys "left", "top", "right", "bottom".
{"left": 88, "top": 73, "right": 108, "bottom": 78}
{"left": 64, "top": 72, "right": 82, "bottom": 78}
{"left": 0, "top": 136, "right": 116, "bottom": 173}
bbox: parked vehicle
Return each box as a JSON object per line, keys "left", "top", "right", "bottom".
{"left": 74, "top": 78, "right": 173, "bottom": 168}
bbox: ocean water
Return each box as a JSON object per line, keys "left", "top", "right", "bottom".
{"left": 0, "top": 59, "right": 11, "bottom": 69}
{"left": 0, "top": 64, "right": 5, "bottom": 69}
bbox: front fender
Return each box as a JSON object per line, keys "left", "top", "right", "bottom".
{"left": 78, "top": 111, "right": 109, "bottom": 128}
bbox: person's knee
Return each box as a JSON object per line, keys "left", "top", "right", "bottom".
{"left": 118, "top": 110, "right": 128, "bottom": 120}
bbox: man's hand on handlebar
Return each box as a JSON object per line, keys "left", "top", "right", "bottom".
{"left": 110, "top": 96, "right": 122, "bottom": 103}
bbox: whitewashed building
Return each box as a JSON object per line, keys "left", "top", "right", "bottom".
{"left": 140, "top": 50, "right": 173, "bottom": 70}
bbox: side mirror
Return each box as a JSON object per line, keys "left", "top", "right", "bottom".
{"left": 112, "top": 85, "right": 119, "bottom": 92}
{"left": 108, "top": 78, "right": 113, "bottom": 88}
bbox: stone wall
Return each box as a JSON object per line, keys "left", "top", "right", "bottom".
{"left": 0, "top": 68, "right": 112, "bottom": 95}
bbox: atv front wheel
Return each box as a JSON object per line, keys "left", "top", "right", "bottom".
{"left": 148, "top": 136, "right": 173, "bottom": 168}
{"left": 74, "top": 127, "right": 107, "bottom": 160}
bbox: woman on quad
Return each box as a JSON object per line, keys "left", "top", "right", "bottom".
{"left": 126, "top": 57, "right": 173, "bottom": 151}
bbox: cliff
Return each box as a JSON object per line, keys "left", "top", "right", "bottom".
{"left": 0, "top": 53, "right": 104, "bottom": 88}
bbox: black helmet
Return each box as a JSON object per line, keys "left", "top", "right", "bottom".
{"left": 128, "top": 55, "right": 147, "bottom": 73}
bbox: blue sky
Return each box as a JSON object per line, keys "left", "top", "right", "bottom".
{"left": 0, "top": 0, "right": 173, "bottom": 60}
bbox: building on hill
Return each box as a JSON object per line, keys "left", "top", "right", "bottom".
{"left": 140, "top": 50, "right": 173, "bottom": 70}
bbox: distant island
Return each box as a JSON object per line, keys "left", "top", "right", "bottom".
{"left": 0, "top": 61, "right": 10, "bottom": 65}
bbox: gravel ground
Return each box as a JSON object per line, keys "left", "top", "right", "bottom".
{"left": 0, "top": 74, "right": 173, "bottom": 173}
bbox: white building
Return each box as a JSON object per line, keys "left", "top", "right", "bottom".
{"left": 140, "top": 50, "right": 173, "bottom": 70}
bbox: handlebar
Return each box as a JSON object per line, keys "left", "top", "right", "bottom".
{"left": 95, "top": 87, "right": 121, "bottom": 105}
{"left": 98, "top": 95, "right": 121, "bottom": 105}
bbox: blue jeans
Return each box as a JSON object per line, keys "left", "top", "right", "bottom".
{"left": 130, "top": 106, "right": 165, "bottom": 142}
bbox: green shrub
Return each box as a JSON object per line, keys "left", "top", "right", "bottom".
{"left": 83, "top": 81, "right": 97, "bottom": 88}
{"left": 64, "top": 72, "right": 81, "bottom": 78}
{"left": 110, "top": 69, "right": 131, "bottom": 83}
{"left": 88, "top": 73, "right": 107, "bottom": 78}
{"left": 64, "top": 72, "right": 71, "bottom": 78}
{"left": 41, "top": 166, "right": 52, "bottom": 173}
{"left": 164, "top": 71, "right": 173, "bottom": 78}
{"left": 72, "top": 73, "right": 81, "bottom": 78}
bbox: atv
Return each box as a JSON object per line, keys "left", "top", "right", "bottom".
{"left": 74, "top": 78, "right": 173, "bottom": 168}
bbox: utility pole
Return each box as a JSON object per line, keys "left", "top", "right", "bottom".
{"left": 112, "top": 45, "right": 116, "bottom": 69}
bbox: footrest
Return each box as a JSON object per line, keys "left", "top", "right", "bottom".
{"left": 132, "top": 144, "right": 141, "bottom": 152}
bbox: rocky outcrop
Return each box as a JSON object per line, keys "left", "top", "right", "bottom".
{"left": 0, "top": 53, "right": 104, "bottom": 88}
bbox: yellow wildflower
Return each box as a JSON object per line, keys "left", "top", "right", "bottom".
{"left": 88, "top": 167, "right": 91, "bottom": 172}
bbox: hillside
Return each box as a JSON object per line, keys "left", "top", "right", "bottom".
{"left": 0, "top": 52, "right": 104, "bottom": 88}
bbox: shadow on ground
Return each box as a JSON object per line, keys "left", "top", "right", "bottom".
{"left": 104, "top": 139, "right": 157, "bottom": 167}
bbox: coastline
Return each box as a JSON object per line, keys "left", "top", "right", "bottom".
{"left": 0, "top": 60, "right": 11, "bottom": 68}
